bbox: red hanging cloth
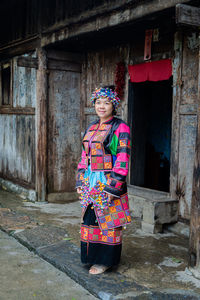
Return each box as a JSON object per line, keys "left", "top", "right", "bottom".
{"left": 128, "top": 59, "right": 172, "bottom": 83}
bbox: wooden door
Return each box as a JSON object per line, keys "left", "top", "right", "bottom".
{"left": 47, "top": 50, "right": 82, "bottom": 202}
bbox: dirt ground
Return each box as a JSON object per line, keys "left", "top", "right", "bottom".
{"left": 0, "top": 189, "right": 200, "bottom": 297}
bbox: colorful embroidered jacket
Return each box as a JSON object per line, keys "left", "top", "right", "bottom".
{"left": 76, "top": 116, "right": 131, "bottom": 230}
{"left": 76, "top": 117, "right": 131, "bottom": 197}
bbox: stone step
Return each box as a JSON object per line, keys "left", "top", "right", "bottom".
{"left": 128, "top": 185, "right": 178, "bottom": 233}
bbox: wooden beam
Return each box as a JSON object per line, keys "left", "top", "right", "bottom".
{"left": 47, "top": 50, "right": 84, "bottom": 63}
{"left": 48, "top": 59, "right": 81, "bottom": 72}
{"left": 17, "top": 57, "right": 38, "bottom": 69}
{"left": 189, "top": 33, "right": 200, "bottom": 272}
{"left": 0, "top": 107, "right": 35, "bottom": 115}
{"left": 176, "top": 4, "right": 200, "bottom": 27}
{"left": 0, "top": 37, "right": 40, "bottom": 61}
{"left": 35, "top": 48, "right": 48, "bottom": 202}
{"left": 41, "top": 0, "right": 191, "bottom": 47}
{"left": 179, "top": 104, "right": 198, "bottom": 115}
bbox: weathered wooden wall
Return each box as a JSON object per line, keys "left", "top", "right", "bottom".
{"left": 0, "top": 0, "right": 40, "bottom": 47}
{"left": 0, "top": 54, "right": 36, "bottom": 187}
{"left": 0, "top": 0, "right": 198, "bottom": 215}
{"left": 81, "top": 45, "right": 129, "bottom": 131}
{"left": 127, "top": 29, "right": 199, "bottom": 220}
{"left": 177, "top": 31, "right": 199, "bottom": 219}
{"left": 0, "top": 0, "right": 141, "bottom": 48}
{"left": 13, "top": 57, "right": 36, "bottom": 108}
{"left": 47, "top": 52, "right": 81, "bottom": 196}
{"left": 189, "top": 31, "right": 200, "bottom": 269}
{"left": 0, "top": 0, "right": 193, "bottom": 62}
{"left": 80, "top": 27, "right": 175, "bottom": 187}
{"left": 0, "top": 115, "right": 35, "bottom": 187}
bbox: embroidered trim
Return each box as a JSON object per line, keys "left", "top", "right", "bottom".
{"left": 82, "top": 123, "right": 113, "bottom": 171}
{"left": 95, "top": 193, "right": 131, "bottom": 231}
{"left": 79, "top": 177, "right": 109, "bottom": 210}
{"left": 81, "top": 225, "right": 122, "bottom": 245}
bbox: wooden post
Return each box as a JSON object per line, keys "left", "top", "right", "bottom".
{"left": 189, "top": 33, "right": 200, "bottom": 275}
{"left": 36, "top": 48, "right": 48, "bottom": 201}
{"left": 170, "top": 31, "right": 183, "bottom": 200}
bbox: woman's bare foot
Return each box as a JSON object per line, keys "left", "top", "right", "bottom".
{"left": 89, "top": 264, "right": 109, "bottom": 275}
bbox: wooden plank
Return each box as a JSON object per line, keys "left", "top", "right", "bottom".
{"left": 189, "top": 33, "right": 200, "bottom": 270}
{"left": 0, "top": 37, "right": 40, "bottom": 61}
{"left": 0, "top": 173, "right": 35, "bottom": 189}
{"left": 0, "top": 114, "right": 36, "bottom": 187}
{"left": 47, "top": 50, "right": 84, "bottom": 63}
{"left": 17, "top": 57, "right": 38, "bottom": 69}
{"left": 0, "top": 107, "right": 35, "bottom": 115}
{"left": 41, "top": 0, "right": 190, "bottom": 47}
{"left": 13, "top": 57, "right": 37, "bottom": 108}
{"left": 42, "top": 0, "right": 138, "bottom": 34}
{"left": 47, "top": 70, "right": 81, "bottom": 194}
{"left": 178, "top": 115, "right": 197, "bottom": 219}
{"left": 176, "top": 4, "right": 200, "bottom": 27}
{"left": 180, "top": 104, "right": 197, "bottom": 115}
{"left": 177, "top": 32, "right": 199, "bottom": 220}
{"left": 170, "top": 31, "right": 183, "bottom": 200}
{"left": 10, "top": 59, "right": 14, "bottom": 108}
{"left": 35, "top": 48, "right": 48, "bottom": 201}
{"left": 0, "top": 61, "right": 13, "bottom": 107}
{"left": 181, "top": 34, "right": 199, "bottom": 106}
{"left": 48, "top": 59, "right": 81, "bottom": 72}
{"left": 0, "top": 65, "right": 2, "bottom": 106}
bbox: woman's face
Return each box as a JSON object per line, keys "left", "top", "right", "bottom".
{"left": 95, "top": 97, "right": 113, "bottom": 120}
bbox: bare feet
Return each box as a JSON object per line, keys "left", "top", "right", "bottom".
{"left": 89, "top": 264, "right": 109, "bottom": 275}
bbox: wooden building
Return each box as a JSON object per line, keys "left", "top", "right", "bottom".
{"left": 0, "top": 0, "right": 199, "bottom": 271}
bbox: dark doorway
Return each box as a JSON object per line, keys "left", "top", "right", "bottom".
{"left": 128, "top": 78, "right": 172, "bottom": 192}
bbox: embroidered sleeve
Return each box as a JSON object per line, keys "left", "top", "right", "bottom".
{"left": 104, "top": 122, "right": 131, "bottom": 197}
{"left": 76, "top": 147, "right": 87, "bottom": 188}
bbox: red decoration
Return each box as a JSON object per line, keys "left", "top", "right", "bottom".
{"left": 128, "top": 59, "right": 172, "bottom": 83}
{"left": 115, "top": 62, "right": 125, "bottom": 100}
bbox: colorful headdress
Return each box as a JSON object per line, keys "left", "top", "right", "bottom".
{"left": 90, "top": 87, "right": 120, "bottom": 109}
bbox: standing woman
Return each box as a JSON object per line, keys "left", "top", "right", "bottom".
{"left": 76, "top": 86, "right": 131, "bottom": 275}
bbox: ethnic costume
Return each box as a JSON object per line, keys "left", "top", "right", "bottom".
{"left": 76, "top": 115, "right": 131, "bottom": 267}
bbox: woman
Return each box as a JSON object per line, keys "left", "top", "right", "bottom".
{"left": 76, "top": 86, "right": 131, "bottom": 275}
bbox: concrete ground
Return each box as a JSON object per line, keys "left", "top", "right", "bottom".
{"left": 0, "top": 188, "right": 200, "bottom": 299}
{"left": 0, "top": 230, "right": 97, "bottom": 300}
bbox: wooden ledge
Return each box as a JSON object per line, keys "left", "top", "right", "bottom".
{"left": 0, "top": 107, "right": 35, "bottom": 115}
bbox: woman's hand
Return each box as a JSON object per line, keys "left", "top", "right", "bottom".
{"left": 77, "top": 187, "right": 82, "bottom": 194}
{"left": 107, "top": 193, "right": 114, "bottom": 203}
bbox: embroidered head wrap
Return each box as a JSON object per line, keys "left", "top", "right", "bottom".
{"left": 90, "top": 87, "right": 120, "bottom": 109}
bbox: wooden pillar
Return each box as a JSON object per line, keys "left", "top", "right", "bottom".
{"left": 36, "top": 48, "right": 48, "bottom": 201}
{"left": 189, "top": 33, "right": 200, "bottom": 274}
{"left": 170, "top": 31, "right": 183, "bottom": 200}
{"left": 176, "top": 3, "right": 200, "bottom": 275}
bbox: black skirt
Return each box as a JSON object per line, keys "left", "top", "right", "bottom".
{"left": 81, "top": 204, "right": 122, "bottom": 267}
